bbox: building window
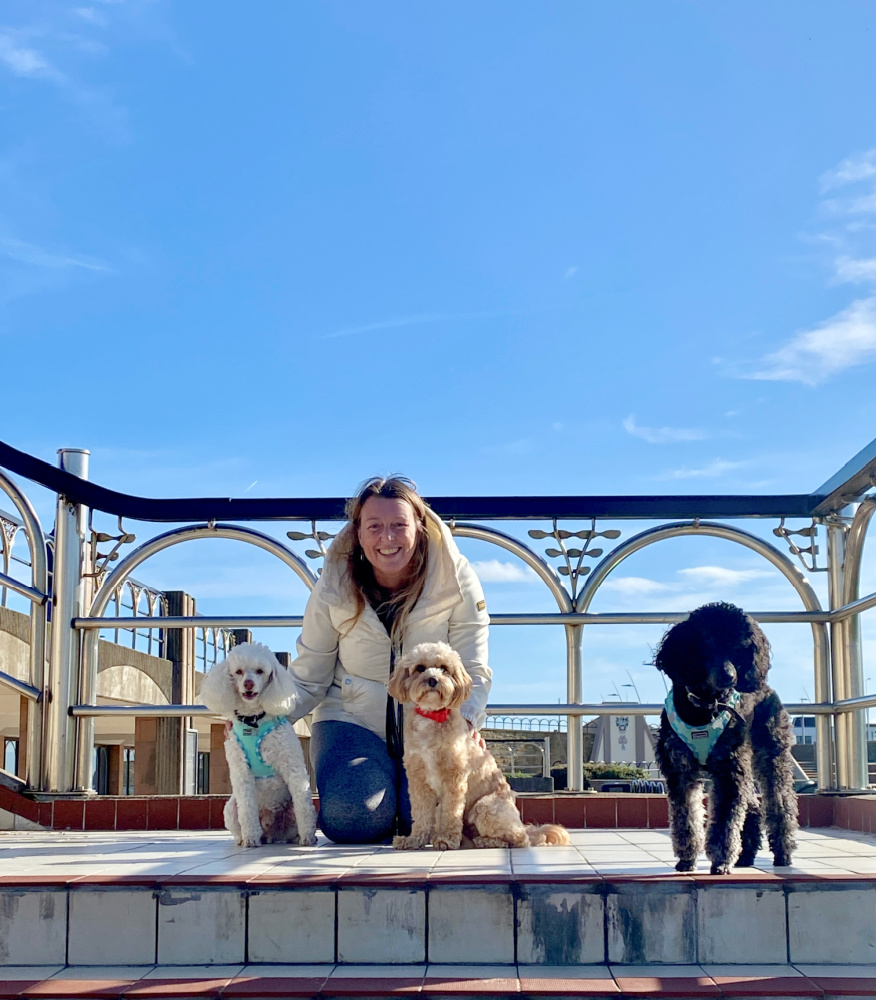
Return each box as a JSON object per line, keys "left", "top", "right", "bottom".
{"left": 4, "top": 738, "right": 19, "bottom": 776}
{"left": 123, "top": 747, "right": 135, "bottom": 796}
{"left": 92, "top": 746, "right": 109, "bottom": 795}
{"left": 197, "top": 752, "right": 210, "bottom": 794}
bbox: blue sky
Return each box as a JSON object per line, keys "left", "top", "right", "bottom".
{"left": 2, "top": 1, "right": 876, "bottom": 717}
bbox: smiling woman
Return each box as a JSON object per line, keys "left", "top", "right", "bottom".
{"left": 280, "top": 476, "right": 492, "bottom": 844}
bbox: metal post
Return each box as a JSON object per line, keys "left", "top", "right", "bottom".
{"left": 565, "top": 623, "right": 584, "bottom": 791}
{"left": 827, "top": 518, "right": 866, "bottom": 789}
{"left": 838, "top": 503, "right": 871, "bottom": 791}
{"left": 44, "top": 449, "right": 89, "bottom": 793}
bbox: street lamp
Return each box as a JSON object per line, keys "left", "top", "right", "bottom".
{"left": 622, "top": 683, "right": 639, "bottom": 703}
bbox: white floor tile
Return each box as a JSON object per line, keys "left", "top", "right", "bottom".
{"left": 425, "top": 965, "right": 517, "bottom": 978}
{"left": 144, "top": 965, "right": 245, "bottom": 978}
{"left": 793, "top": 965, "right": 876, "bottom": 977}
{"left": 47, "top": 967, "right": 155, "bottom": 980}
{"left": 702, "top": 965, "right": 803, "bottom": 976}
{"left": 0, "top": 966, "right": 65, "bottom": 979}
{"left": 518, "top": 965, "right": 614, "bottom": 978}
{"left": 610, "top": 965, "right": 708, "bottom": 976}
{"left": 329, "top": 965, "right": 427, "bottom": 978}
{"left": 237, "top": 965, "right": 335, "bottom": 977}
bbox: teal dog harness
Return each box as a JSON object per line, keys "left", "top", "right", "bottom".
{"left": 231, "top": 714, "right": 290, "bottom": 778}
{"left": 665, "top": 689, "right": 742, "bottom": 765}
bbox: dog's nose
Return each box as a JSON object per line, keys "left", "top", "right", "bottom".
{"left": 243, "top": 678, "right": 255, "bottom": 690}
{"left": 716, "top": 661, "right": 737, "bottom": 688}
{"left": 427, "top": 677, "right": 438, "bottom": 688}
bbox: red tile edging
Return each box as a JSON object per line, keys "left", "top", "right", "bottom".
{"left": 9, "top": 785, "right": 876, "bottom": 833}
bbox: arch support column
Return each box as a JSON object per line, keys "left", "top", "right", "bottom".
{"left": 45, "top": 449, "right": 90, "bottom": 792}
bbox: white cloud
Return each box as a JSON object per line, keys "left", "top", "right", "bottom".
{"left": 728, "top": 151, "right": 876, "bottom": 387}
{"left": 471, "top": 559, "right": 539, "bottom": 584}
{"left": 622, "top": 414, "right": 707, "bottom": 445}
{"left": 0, "top": 32, "right": 64, "bottom": 82}
{"left": 744, "top": 297, "right": 876, "bottom": 385}
{"left": 0, "top": 16, "right": 134, "bottom": 138}
{"left": 482, "top": 436, "right": 534, "bottom": 456}
{"left": 835, "top": 256, "right": 876, "bottom": 284}
{"left": 849, "top": 192, "right": 876, "bottom": 215}
{"left": 600, "top": 576, "right": 668, "bottom": 596}
{"left": 76, "top": 7, "right": 109, "bottom": 26}
{"left": 564, "top": 266, "right": 578, "bottom": 279}
{"left": 0, "top": 236, "right": 109, "bottom": 272}
{"left": 322, "top": 309, "right": 503, "bottom": 340}
{"left": 820, "top": 149, "right": 876, "bottom": 191}
{"left": 659, "top": 458, "right": 747, "bottom": 480}
{"left": 677, "top": 566, "right": 774, "bottom": 587}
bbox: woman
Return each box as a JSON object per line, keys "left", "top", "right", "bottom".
{"left": 287, "top": 476, "right": 491, "bottom": 843}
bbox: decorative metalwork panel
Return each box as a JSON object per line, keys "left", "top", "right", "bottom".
{"left": 527, "top": 519, "right": 622, "bottom": 599}
{"left": 773, "top": 518, "right": 825, "bottom": 573}
{"left": 287, "top": 520, "right": 336, "bottom": 573}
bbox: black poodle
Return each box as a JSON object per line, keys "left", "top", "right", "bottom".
{"left": 654, "top": 601, "right": 797, "bottom": 874}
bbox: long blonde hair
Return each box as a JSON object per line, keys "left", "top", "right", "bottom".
{"left": 341, "top": 476, "right": 430, "bottom": 648}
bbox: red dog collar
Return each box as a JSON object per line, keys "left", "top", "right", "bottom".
{"left": 415, "top": 706, "right": 451, "bottom": 723}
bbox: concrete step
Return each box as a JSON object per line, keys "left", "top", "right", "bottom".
{"left": 1, "top": 963, "right": 876, "bottom": 998}
{"left": 1, "top": 829, "right": 876, "bottom": 970}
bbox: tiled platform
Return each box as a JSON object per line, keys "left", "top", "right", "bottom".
{"left": 1, "top": 827, "right": 876, "bottom": 973}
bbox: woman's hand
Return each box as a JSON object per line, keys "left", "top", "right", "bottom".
{"left": 465, "top": 719, "right": 487, "bottom": 750}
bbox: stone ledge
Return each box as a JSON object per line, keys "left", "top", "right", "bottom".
{"left": 0, "top": 965, "right": 874, "bottom": 998}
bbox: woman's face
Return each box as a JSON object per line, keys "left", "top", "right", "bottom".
{"left": 358, "top": 496, "right": 419, "bottom": 589}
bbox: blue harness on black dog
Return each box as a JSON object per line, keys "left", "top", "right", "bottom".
{"left": 664, "top": 689, "right": 742, "bottom": 765}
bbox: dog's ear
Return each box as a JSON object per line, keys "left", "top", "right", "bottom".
{"left": 445, "top": 654, "right": 474, "bottom": 709}
{"left": 736, "top": 616, "right": 771, "bottom": 692}
{"left": 654, "top": 618, "right": 692, "bottom": 685}
{"left": 387, "top": 662, "right": 412, "bottom": 703}
{"left": 199, "top": 658, "right": 238, "bottom": 716}
{"left": 259, "top": 660, "right": 302, "bottom": 716}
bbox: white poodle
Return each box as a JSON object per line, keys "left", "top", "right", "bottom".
{"left": 388, "top": 641, "right": 569, "bottom": 850}
{"left": 199, "top": 641, "right": 317, "bottom": 848}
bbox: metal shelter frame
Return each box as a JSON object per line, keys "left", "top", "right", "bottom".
{"left": 1, "top": 436, "right": 875, "bottom": 795}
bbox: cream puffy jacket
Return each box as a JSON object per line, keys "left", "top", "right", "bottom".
{"left": 287, "top": 511, "right": 492, "bottom": 737}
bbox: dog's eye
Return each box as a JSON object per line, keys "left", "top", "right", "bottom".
{"left": 235, "top": 669, "right": 243, "bottom": 675}
{"left": 255, "top": 668, "right": 264, "bottom": 675}
{"left": 439, "top": 665, "right": 448, "bottom": 672}
{"left": 415, "top": 665, "right": 426, "bottom": 673}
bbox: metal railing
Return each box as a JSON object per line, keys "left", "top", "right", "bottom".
{"left": 1, "top": 436, "right": 875, "bottom": 794}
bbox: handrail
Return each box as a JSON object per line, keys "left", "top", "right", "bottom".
{"left": 832, "top": 590, "right": 876, "bottom": 621}
{"left": 0, "top": 438, "right": 820, "bottom": 522}
{"left": 0, "top": 570, "right": 47, "bottom": 605}
{"left": 68, "top": 699, "right": 840, "bottom": 718}
{"left": 73, "top": 609, "right": 835, "bottom": 631}
{"left": 0, "top": 669, "right": 40, "bottom": 701}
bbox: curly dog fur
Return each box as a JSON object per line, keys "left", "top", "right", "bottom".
{"left": 654, "top": 602, "right": 797, "bottom": 874}
{"left": 389, "top": 641, "right": 569, "bottom": 850}
{"left": 200, "top": 642, "right": 317, "bottom": 848}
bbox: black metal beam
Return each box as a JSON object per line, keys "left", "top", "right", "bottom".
{"left": 809, "top": 435, "right": 876, "bottom": 516}
{"left": 0, "top": 437, "right": 831, "bottom": 523}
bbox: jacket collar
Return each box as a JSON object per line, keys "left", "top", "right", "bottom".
{"left": 317, "top": 509, "right": 464, "bottom": 620}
